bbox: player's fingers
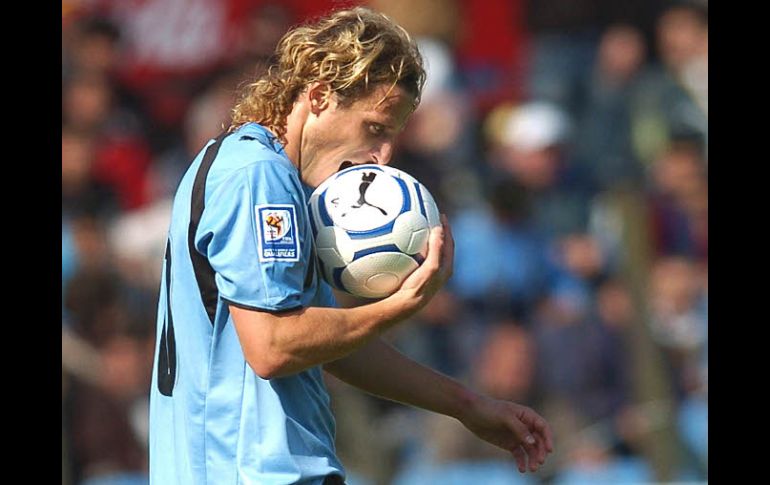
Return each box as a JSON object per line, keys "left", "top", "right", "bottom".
{"left": 539, "top": 425, "right": 554, "bottom": 456}
{"left": 508, "top": 417, "right": 539, "bottom": 471}
{"left": 439, "top": 214, "right": 454, "bottom": 280}
{"left": 520, "top": 420, "right": 546, "bottom": 467}
{"left": 398, "top": 223, "right": 444, "bottom": 293}
{"left": 533, "top": 431, "right": 547, "bottom": 466}
{"left": 524, "top": 419, "right": 549, "bottom": 465}
{"left": 511, "top": 445, "right": 528, "bottom": 473}
{"left": 531, "top": 415, "right": 554, "bottom": 454}
{"left": 424, "top": 222, "right": 445, "bottom": 272}
{"left": 519, "top": 408, "right": 554, "bottom": 454}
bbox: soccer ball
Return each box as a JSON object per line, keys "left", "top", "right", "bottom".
{"left": 308, "top": 164, "right": 441, "bottom": 299}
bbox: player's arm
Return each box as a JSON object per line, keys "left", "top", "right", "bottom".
{"left": 323, "top": 337, "right": 554, "bottom": 473}
{"left": 230, "top": 218, "right": 452, "bottom": 379}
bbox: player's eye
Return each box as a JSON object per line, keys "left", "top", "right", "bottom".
{"left": 368, "top": 123, "right": 386, "bottom": 137}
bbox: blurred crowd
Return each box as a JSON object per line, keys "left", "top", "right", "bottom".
{"left": 61, "top": 0, "right": 707, "bottom": 484}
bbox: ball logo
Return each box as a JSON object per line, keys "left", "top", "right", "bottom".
{"left": 324, "top": 171, "right": 405, "bottom": 233}
{"left": 255, "top": 205, "right": 300, "bottom": 262}
{"left": 352, "top": 172, "right": 388, "bottom": 215}
{"left": 331, "top": 172, "right": 389, "bottom": 217}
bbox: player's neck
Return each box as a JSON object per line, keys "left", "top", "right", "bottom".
{"left": 282, "top": 101, "right": 309, "bottom": 173}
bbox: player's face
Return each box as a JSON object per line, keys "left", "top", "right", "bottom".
{"left": 300, "top": 83, "right": 415, "bottom": 188}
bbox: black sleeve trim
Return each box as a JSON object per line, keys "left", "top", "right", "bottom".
{"left": 221, "top": 297, "right": 304, "bottom": 315}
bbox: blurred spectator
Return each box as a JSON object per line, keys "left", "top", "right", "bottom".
{"left": 646, "top": 256, "right": 708, "bottom": 480}
{"left": 656, "top": 1, "right": 708, "bottom": 117}
{"left": 647, "top": 139, "right": 708, "bottom": 261}
{"left": 369, "top": 0, "right": 460, "bottom": 46}
{"left": 69, "top": 215, "right": 112, "bottom": 273}
{"left": 62, "top": 16, "right": 122, "bottom": 80}
{"left": 473, "top": 323, "right": 537, "bottom": 404}
{"left": 63, "top": 261, "right": 155, "bottom": 484}
{"left": 531, "top": 274, "right": 633, "bottom": 427}
{"left": 107, "top": 198, "right": 172, "bottom": 316}
{"left": 63, "top": 72, "right": 117, "bottom": 132}
{"left": 229, "top": 2, "right": 295, "bottom": 83}
{"left": 487, "top": 101, "right": 594, "bottom": 238}
{"left": 449, "top": 177, "right": 552, "bottom": 325}
{"left": 647, "top": 256, "right": 707, "bottom": 399}
{"left": 370, "top": 0, "right": 528, "bottom": 111}
{"left": 532, "top": 277, "right": 650, "bottom": 482}
{"left": 390, "top": 289, "right": 466, "bottom": 377}
{"left": 492, "top": 101, "right": 571, "bottom": 189}
{"left": 64, "top": 269, "right": 124, "bottom": 347}
{"left": 523, "top": 0, "right": 667, "bottom": 116}
{"left": 630, "top": 1, "right": 708, "bottom": 166}
{"left": 67, "top": 331, "right": 152, "bottom": 485}
{"left": 572, "top": 23, "right": 648, "bottom": 191}
{"left": 62, "top": 125, "right": 119, "bottom": 221}
{"left": 523, "top": 0, "right": 601, "bottom": 117}
{"left": 63, "top": 72, "right": 155, "bottom": 211}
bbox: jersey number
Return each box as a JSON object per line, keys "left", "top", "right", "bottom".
{"left": 157, "top": 239, "right": 177, "bottom": 396}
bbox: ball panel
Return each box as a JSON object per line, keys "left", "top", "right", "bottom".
{"left": 341, "top": 252, "right": 419, "bottom": 298}
{"left": 316, "top": 189, "right": 334, "bottom": 227}
{"left": 365, "top": 273, "right": 400, "bottom": 294}
{"left": 419, "top": 185, "right": 441, "bottom": 228}
{"left": 315, "top": 226, "right": 355, "bottom": 262}
{"left": 407, "top": 228, "right": 430, "bottom": 256}
{"left": 317, "top": 247, "right": 345, "bottom": 269}
{"left": 394, "top": 177, "right": 411, "bottom": 213}
{"left": 391, "top": 211, "right": 430, "bottom": 254}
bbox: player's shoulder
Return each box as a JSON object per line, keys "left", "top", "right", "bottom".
{"left": 208, "top": 123, "right": 299, "bottom": 190}
{"left": 218, "top": 123, "right": 294, "bottom": 171}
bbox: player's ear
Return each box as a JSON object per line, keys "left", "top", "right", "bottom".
{"left": 307, "top": 82, "right": 334, "bottom": 114}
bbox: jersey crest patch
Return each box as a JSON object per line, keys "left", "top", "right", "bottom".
{"left": 255, "top": 204, "right": 300, "bottom": 262}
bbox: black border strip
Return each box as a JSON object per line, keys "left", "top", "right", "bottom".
{"left": 188, "top": 133, "right": 229, "bottom": 326}
{"left": 157, "top": 238, "right": 177, "bottom": 396}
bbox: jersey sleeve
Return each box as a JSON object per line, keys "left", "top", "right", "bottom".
{"left": 196, "top": 160, "right": 309, "bottom": 312}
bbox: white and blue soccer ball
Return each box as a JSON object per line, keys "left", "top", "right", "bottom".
{"left": 308, "top": 164, "right": 441, "bottom": 299}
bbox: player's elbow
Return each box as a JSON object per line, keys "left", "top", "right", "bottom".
{"left": 244, "top": 348, "right": 294, "bottom": 380}
{"left": 231, "top": 304, "right": 300, "bottom": 379}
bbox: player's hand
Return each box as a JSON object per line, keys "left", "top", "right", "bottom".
{"left": 391, "top": 214, "right": 454, "bottom": 315}
{"left": 461, "top": 396, "right": 554, "bottom": 473}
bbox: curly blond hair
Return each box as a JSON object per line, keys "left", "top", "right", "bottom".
{"left": 229, "top": 6, "right": 426, "bottom": 144}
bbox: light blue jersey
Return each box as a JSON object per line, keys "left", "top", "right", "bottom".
{"left": 149, "top": 123, "right": 345, "bottom": 484}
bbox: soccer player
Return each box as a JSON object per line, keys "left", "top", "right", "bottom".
{"left": 149, "top": 7, "right": 553, "bottom": 484}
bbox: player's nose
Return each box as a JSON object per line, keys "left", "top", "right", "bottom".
{"left": 371, "top": 142, "right": 394, "bottom": 165}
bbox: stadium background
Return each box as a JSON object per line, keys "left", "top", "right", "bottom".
{"left": 61, "top": 0, "right": 708, "bottom": 483}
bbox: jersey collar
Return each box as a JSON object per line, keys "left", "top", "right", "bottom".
{"left": 238, "top": 122, "right": 287, "bottom": 156}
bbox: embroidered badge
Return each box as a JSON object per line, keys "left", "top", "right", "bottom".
{"left": 255, "top": 204, "right": 300, "bottom": 262}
